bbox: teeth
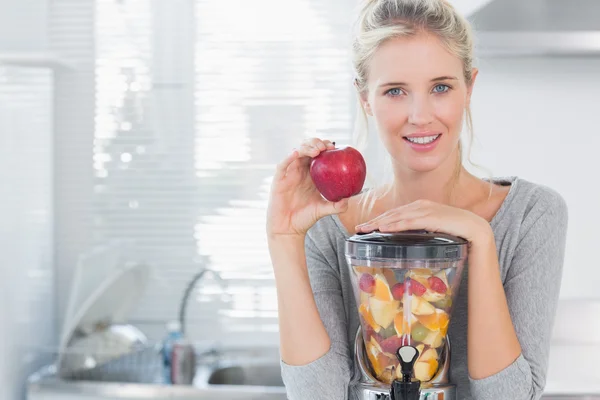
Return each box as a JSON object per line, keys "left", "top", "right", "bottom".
{"left": 406, "top": 135, "right": 440, "bottom": 145}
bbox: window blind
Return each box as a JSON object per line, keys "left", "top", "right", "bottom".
{"left": 92, "top": 0, "right": 355, "bottom": 346}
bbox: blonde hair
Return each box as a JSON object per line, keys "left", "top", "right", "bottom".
{"left": 351, "top": 0, "right": 488, "bottom": 215}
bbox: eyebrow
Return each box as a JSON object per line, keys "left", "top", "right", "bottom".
{"left": 378, "top": 76, "right": 459, "bottom": 88}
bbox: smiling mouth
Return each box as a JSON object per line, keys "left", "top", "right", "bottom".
{"left": 403, "top": 134, "right": 441, "bottom": 145}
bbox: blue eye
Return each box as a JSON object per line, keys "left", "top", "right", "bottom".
{"left": 386, "top": 88, "right": 404, "bottom": 97}
{"left": 433, "top": 84, "right": 450, "bottom": 93}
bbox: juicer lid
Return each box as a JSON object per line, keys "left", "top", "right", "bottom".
{"left": 345, "top": 230, "right": 468, "bottom": 261}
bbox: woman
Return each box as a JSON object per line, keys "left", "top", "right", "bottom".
{"left": 266, "top": 0, "right": 568, "bottom": 399}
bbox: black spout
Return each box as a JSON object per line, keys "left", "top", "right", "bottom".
{"left": 390, "top": 345, "right": 421, "bottom": 400}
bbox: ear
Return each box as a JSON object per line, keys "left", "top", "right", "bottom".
{"left": 362, "top": 97, "right": 373, "bottom": 116}
{"left": 354, "top": 79, "right": 374, "bottom": 116}
{"left": 466, "top": 68, "right": 479, "bottom": 106}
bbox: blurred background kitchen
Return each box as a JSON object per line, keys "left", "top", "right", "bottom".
{"left": 0, "top": 0, "right": 599, "bottom": 399}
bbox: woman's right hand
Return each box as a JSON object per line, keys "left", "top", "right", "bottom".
{"left": 266, "top": 138, "right": 350, "bottom": 239}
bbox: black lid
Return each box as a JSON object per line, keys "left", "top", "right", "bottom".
{"left": 345, "top": 230, "right": 468, "bottom": 261}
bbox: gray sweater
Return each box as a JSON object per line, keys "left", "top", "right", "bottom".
{"left": 280, "top": 176, "right": 569, "bottom": 400}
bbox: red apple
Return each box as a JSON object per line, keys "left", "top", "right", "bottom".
{"left": 309, "top": 146, "right": 367, "bottom": 202}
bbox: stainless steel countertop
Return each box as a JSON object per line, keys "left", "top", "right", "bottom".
{"left": 28, "top": 367, "right": 287, "bottom": 400}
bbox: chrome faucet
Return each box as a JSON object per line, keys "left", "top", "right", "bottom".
{"left": 177, "top": 268, "right": 227, "bottom": 336}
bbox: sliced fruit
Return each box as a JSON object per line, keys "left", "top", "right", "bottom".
{"left": 382, "top": 268, "right": 398, "bottom": 286}
{"left": 393, "top": 311, "right": 405, "bottom": 336}
{"left": 380, "top": 323, "right": 397, "bottom": 339}
{"left": 393, "top": 310, "right": 418, "bottom": 336}
{"left": 380, "top": 335, "right": 404, "bottom": 354}
{"left": 416, "top": 309, "right": 449, "bottom": 332}
{"left": 411, "top": 323, "right": 430, "bottom": 342}
{"left": 359, "top": 303, "right": 381, "bottom": 333}
{"left": 427, "top": 276, "right": 447, "bottom": 294}
{"left": 422, "top": 289, "right": 445, "bottom": 303}
{"left": 422, "top": 330, "right": 444, "bottom": 348}
{"left": 435, "top": 269, "right": 450, "bottom": 287}
{"left": 354, "top": 265, "right": 375, "bottom": 275}
{"left": 391, "top": 282, "right": 404, "bottom": 300}
{"left": 415, "top": 344, "right": 425, "bottom": 358}
{"left": 370, "top": 335, "right": 383, "bottom": 352}
{"left": 433, "top": 296, "right": 452, "bottom": 309}
{"left": 360, "top": 291, "right": 370, "bottom": 307}
{"left": 366, "top": 337, "right": 396, "bottom": 381}
{"left": 410, "top": 268, "right": 433, "bottom": 277}
{"left": 373, "top": 274, "right": 394, "bottom": 302}
{"left": 369, "top": 297, "right": 399, "bottom": 329}
{"left": 418, "top": 348, "right": 438, "bottom": 363}
{"left": 364, "top": 323, "right": 383, "bottom": 344}
{"left": 414, "top": 359, "right": 439, "bottom": 382}
{"left": 379, "top": 364, "right": 396, "bottom": 385}
{"left": 366, "top": 341, "right": 385, "bottom": 377}
{"left": 406, "top": 269, "right": 432, "bottom": 287}
{"left": 411, "top": 296, "right": 435, "bottom": 316}
{"left": 359, "top": 273, "right": 376, "bottom": 294}
{"left": 406, "top": 278, "right": 427, "bottom": 296}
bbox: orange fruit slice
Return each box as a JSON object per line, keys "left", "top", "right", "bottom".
{"left": 414, "top": 358, "right": 439, "bottom": 381}
{"left": 393, "top": 311, "right": 405, "bottom": 336}
{"left": 411, "top": 268, "right": 433, "bottom": 276}
{"left": 393, "top": 310, "right": 418, "bottom": 336}
{"left": 359, "top": 303, "right": 381, "bottom": 333}
{"left": 366, "top": 341, "right": 384, "bottom": 376}
{"left": 373, "top": 274, "right": 393, "bottom": 302}
{"left": 416, "top": 310, "right": 449, "bottom": 332}
{"left": 354, "top": 265, "right": 376, "bottom": 275}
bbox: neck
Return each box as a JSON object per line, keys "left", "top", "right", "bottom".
{"left": 385, "top": 150, "right": 480, "bottom": 207}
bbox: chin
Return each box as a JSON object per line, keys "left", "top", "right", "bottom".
{"left": 405, "top": 158, "right": 444, "bottom": 173}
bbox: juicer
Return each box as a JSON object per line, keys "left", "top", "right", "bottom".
{"left": 345, "top": 230, "right": 468, "bottom": 400}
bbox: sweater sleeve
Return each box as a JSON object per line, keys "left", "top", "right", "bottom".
{"left": 469, "top": 188, "right": 569, "bottom": 400}
{"left": 280, "top": 231, "right": 352, "bottom": 400}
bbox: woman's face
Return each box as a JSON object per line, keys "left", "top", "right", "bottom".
{"left": 361, "top": 32, "right": 477, "bottom": 174}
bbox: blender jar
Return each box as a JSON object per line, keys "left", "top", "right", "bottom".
{"left": 345, "top": 230, "right": 468, "bottom": 385}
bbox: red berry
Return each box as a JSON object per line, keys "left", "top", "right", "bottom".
{"left": 391, "top": 283, "right": 404, "bottom": 300}
{"left": 427, "top": 276, "right": 448, "bottom": 294}
{"left": 407, "top": 278, "right": 427, "bottom": 296}
{"left": 359, "top": 273, "right": 375, "bottom": 293}
{"left": 380, "top": 335, "right": 404, "bottom": 354}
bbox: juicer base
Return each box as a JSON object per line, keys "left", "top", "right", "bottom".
{"left": 355, "top": 383, "right": 455, "bottom": 400}
{"left": 354, "top": 328, "right": 456, "bottom": 400}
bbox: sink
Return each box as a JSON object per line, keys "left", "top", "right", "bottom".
{"left": 207, "top": 364, "right": 284, "bottom": 387}
{"left": 27, "top": 346, "right": 289, "bottom": 400}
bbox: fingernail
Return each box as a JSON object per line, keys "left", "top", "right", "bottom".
{"left": 332, "top": 141, "right": 336, "bottom": 146}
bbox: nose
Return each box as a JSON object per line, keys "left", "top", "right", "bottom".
{"left": 408, "top": 94, "right": 434, "bottom": 127}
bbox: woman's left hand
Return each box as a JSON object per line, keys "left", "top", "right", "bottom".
{"left": 355, "top": 199, "right": 492, "bottom": 245}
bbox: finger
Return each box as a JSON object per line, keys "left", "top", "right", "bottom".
{"left": 357, "top": 208, "right": 401, "bottom": 228}
{"left": 323, "top": 140, "right": 335, "bottom": 149}
{"left": 358, "top": 200, "right": 430, "bottom": 227}
{"left": 274, "top": 150, "right": 299, "bottom": 180}
{"left": 306, "top": 137, "right": 327, "bottom": 151}
{"left": 377, "top": 216, "right": 433, "bottom": 233}
{"left": 296, "top": 144, "right": 319, "bottom": 158}
{"left": 317, "top": 197, "right": 349, "bottom": 218}
{"left": 356, "top": 209, "right": 430, "bottom": 232}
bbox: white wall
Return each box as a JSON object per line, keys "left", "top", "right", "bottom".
{"left": 360, "top": 56, "right": 599, "bottom": 299}
{"left": 469, "top": 57, "right": 600, "bottom": 299}
{"left": 0, "top": 0, "right": 48, "bottom": 52}
{"left": 0, "top": 66, "right": 54, "bottom": 400}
